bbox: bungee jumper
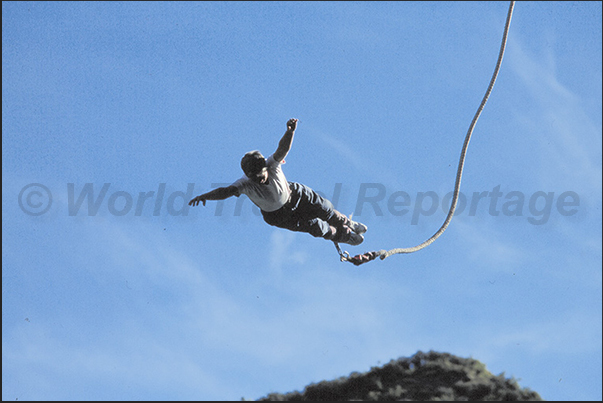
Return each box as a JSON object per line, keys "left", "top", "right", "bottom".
{"left": 190, "top": 1, "right": 515, "bottom": 266}
{"left": 189, "top": 118, "right": 368, "bottom": 246}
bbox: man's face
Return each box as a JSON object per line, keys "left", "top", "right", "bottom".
{"left": 249, "top": 167, "right": 268, "bottom": 184}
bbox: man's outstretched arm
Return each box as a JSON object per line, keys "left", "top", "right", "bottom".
{"left": 189, "top": 185, "right": 238, "bottom": 207}
{"left": 272, "top": 118, "right": 298, "bottom": 162}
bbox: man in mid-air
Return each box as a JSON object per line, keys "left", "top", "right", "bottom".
{"left": 189, "top": 118, "right": 367, "bottom": 245}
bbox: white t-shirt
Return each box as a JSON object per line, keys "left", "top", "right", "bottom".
{"left": 232, "top": 154, "right": 291, "bottom": 212}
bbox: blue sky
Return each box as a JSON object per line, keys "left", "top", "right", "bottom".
{"left": 2, "top": 1, "right": 601, "bottom": 401}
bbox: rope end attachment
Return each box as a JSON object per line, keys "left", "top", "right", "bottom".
{"left": 334, "top": 242, "right": 388, "bottom": 266}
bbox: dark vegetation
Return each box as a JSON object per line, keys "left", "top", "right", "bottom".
{"left": 256, "top": 351, "right": 542, "bottom": 401}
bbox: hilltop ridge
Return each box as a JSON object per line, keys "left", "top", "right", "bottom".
{"left": 256, "top": 351, "right": 543, "bottom": 401}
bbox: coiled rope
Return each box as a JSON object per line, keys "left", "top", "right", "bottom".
{"left": 337, "top": 1, "right": 515, "bottom": 266}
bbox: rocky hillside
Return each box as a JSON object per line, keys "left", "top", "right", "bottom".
{"left": 257, "top": 351, "right": 542, "bottom": 401}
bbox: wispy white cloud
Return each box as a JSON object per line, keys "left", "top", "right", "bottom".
{"left": 507, "top": 34, "right": 602, "bottom": 193}
{"left": 315, "top": 130, "right": 405, "bottom": 190}
{"left": 2, "top": 319, "right": 230, "bottom": 400}
{"left": 468, "top": 309, "right": 602, "bottom": 361}
{"left": 268, "top": 229, "right": 308, "bottom": 274}
{"left": 3, "top": 219, "right": 416, "bottom": 398}
{"left": 454, "top": 220, "right": 528, "bottom": 271}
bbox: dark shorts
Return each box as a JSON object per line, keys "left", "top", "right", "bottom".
{"left": 261, "top": 182, "right": 336, "bottom": 239}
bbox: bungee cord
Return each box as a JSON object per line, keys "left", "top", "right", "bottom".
{"left": 335, "top": 1, "right": 516, "bottom": 266}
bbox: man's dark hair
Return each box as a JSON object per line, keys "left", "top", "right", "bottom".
{"left": 241, "top": 150, "right": 266, "bottom": 177}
